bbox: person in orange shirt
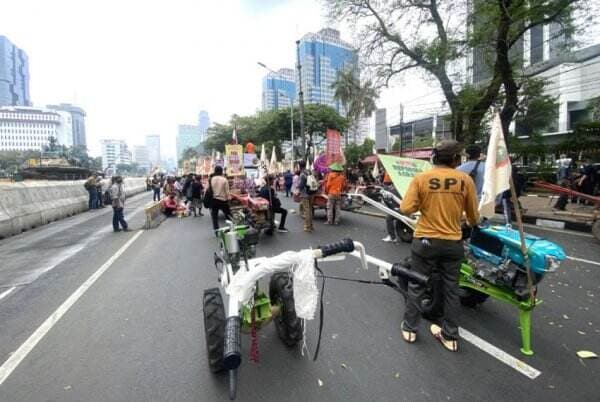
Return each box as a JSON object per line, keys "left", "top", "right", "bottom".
{"left": 324, "top": 163, "right": 347, "bottom": 225}
{"left": 399, "top": 140, "right": 479, "bottom": 352}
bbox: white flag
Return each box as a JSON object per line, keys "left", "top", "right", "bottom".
{"left": 479, "top": 113, "right": 511, "bottom": 218}
{"left": 232, "top": 127, "right": 238, "bottom": 144}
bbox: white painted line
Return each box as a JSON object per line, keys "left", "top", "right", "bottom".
{"left": 567, "top": 256, "right": 600, "bottom": 267}
{"left": 0, "top": 230, "right": 143, "bottom": 386}
{"left": 522, "top": 223, "right": 594, "bottom": 238}
{"left": 0, "top": 287, "right": 16, "bottom": 302}
{"left": 535, "top": 219, "right": 565, "bottom": 230}
{"left": 459, "top": 327, "right": 542, "bottom": 380}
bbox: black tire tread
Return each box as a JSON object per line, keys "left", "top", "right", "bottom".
{"left": 203, "top": 287, "right": 226, "bottom": 372}
{"left": 269, "top": 273, "right": 303, "bottom": 347}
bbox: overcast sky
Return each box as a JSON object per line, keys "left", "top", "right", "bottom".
{"left": 0, "top": 0, "right": 442, "bottom": 158}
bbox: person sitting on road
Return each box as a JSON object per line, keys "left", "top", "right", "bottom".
{"left": 161, "top": 193, "right": 178, "bottom": 217}
{"left": 259, "top": 175, "right": 289, "bottom": 233}
{"left": 210, "top": 166, "right": 232, "bottom": 231}
{"left": 400, "top": 140, "right": 479, "bottom": 352}
{"left": 163, "top": 177, "right": 175, "bottom": 197}
{"left": 323, "top": 163, "right": 346, "bottom": 225}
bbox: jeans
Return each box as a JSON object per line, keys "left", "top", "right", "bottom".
{"left": 285, "top": 184, "right": 292, "bottom": 197}
{"left": 403, "top": 238, "right": 464, "bottom": 340}
{"left": 385, "top": 216, "right": 397, "bottom": 239}
{"left": 211, "top": 199, "right": 232, "bottom": 231}
{"left": 272, "top": 206, "right": 287, "bottom": 229}
{"left": 112, "top": 207, "right": 128, "bottom": 231}
{"left": 153, "top": 188, "right": 161, "bottom": 201}
{"left": 88, "top": 188, "right": 98, "bottom": 209}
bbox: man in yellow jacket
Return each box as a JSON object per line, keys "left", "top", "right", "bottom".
{"left": 400, "top": 140, "right": 479, "bottom": 352}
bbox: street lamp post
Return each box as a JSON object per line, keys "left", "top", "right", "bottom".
{"left": 295, "top": 40, "right": 306, "bottom": 160}
{"left": 257, "top": 62, "right": 296, "bottom": 160}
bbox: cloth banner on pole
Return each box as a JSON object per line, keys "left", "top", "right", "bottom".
{"left": 325, "top": 129, "right": 342, "bottom": 164}
{"left": 378, "top": 155, "right": 432, "bottom": 198}
{"left": 225, "top": 144, "right": 244, "bottom": 176}
{"left": 479, "top": 113, "right": 511, "bottom": 218}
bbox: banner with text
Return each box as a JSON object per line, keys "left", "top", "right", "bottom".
{"left": 326, "top": 129, "right": 342, "bottom": 165}
{"left": 378, "top": 154, "right": 432, "bottom": 197}
{"left": 225, "top": 144, "right": 245, "bottom": 176}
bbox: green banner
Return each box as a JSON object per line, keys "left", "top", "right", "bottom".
{"left": 378, "top": 154, "right": 432, "bottom": 197}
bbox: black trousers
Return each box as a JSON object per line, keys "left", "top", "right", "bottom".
{"left": 403, "top": 238, "right": 464, "bottom": 340}
{"left": 211, "top": 199, "right": 232, "bottom": 230}
{"left": 271, "top": 206, "right": 287, "bottom": 229}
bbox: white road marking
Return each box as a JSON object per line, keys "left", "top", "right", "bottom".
{"left": 522, "top": 223, "right": 594, "bottom": 238}
{"left": 0, "top": 230, "right": 143, "bottom": 386}
{"left": 567, "top": 256, "right": 600, "bottom": 267}
{"left": 459, "top": 327, "right": 541, "bottom": 380}
{"left": 0, "top": 287, "right": 16, "bottom": 302}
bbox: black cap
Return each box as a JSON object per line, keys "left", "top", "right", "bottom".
{"left": 434, "top": 140, "right": 464, "bottom": 157}
{"left": 465, "top": 144, "right": 482, "bottom": 159}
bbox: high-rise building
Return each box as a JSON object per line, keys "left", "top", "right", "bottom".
{"left": 176, "top": 124, "right": 201, "bottom": 161}
{"left": 0, "top": 106, "right": 64, "bottom": 151}
{"left": 0, "top": 36, "right": 31, "bottom": 107}
{"left": 46, "top": 103, "right": 87, "bottom": 147}
{"left": 262, "top": 68, "right": 296, "bottom": 110}
{"left": 297, "top": 28, "right": 358, "bottom": 114}
{"left": 145, "top": 134, "right": 161, "bottom": 168}
{"left": 100, "top": 139, "right": 130, "bottom": 170}
{"left": 198, "top": 110, "right": 210, "bottom": 142}
{"left": 132, "top": 145, "right": 150, "bottom": 173}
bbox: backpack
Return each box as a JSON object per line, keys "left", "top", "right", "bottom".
{"left": 306, "top": 174, "right": 319, "bottom": 192}
{"left": 203, "top": 178, "right": 213, "bottom": 208}
{"left": 103, "top": 190, "right": 112, "bottom": 205}
{"left": 469, "top": 160, "right": 482, "bottom": 181}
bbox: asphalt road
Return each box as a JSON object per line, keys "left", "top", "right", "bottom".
{"left": 0, "top": 191, "right": 598, "bottom": 402}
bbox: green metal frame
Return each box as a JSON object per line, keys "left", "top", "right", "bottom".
{"left": 241, "top": 293, "right": 273, "bottom": 329}
{"left": 459, "top": 263, "right": 539, "bottom": 356}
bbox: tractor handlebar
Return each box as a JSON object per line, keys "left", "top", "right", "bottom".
{"left": 318, "top": 238, "right": 355, "bottom": 258}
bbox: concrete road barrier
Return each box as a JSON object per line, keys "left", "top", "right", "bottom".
{"left": 0, "top": 178, "right": 147, "bottom": 239}
{"left": 144, "top": 200, "right": 165, "bottom": 229}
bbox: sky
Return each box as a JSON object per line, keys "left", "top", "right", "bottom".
{"left": 0, "top": 0, "right": 441, "bottom": 158}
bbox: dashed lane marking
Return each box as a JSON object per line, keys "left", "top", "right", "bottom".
{"left": 0, "top": 230, "right": 144, "bottom": 386}
{"left": 459, "top": 327, "right": 542, "bottom": 380}
{"left": 567, "top": 256, "right": 600, "bottom": 267}
{"left": 522, "top": 223, "right": 594, "bottom": 238}
{"left": 0, "top": 287, "right": 16, "bottom": 302}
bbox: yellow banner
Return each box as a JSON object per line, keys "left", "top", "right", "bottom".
{"left": 225, "top": 144, "right": 244, "bottom": 176}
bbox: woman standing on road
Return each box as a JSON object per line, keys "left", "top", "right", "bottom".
{"left": 110, "top": 176, "right": 129, "bottom": 232}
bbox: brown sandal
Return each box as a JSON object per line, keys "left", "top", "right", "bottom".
{"left": 401, "top": 321, "right": 416, "bottom": 343}
{"left": 430, "top": 324, "right": 458, "bottom": 352}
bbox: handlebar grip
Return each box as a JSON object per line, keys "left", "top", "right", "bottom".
{"left": 319, "top": 238, "right": 355, "bottom": 258}
{"left": 391, "top": 263, "right": 429, "bottom": 286}
{"left": 223, "top": 317, "right": 242, "bottom": 370}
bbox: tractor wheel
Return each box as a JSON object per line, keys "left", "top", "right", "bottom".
{"left": 203, "top": 288, "right": 226, "bottom": 373}
{"left": 459, "top": 288, "right": 489, "bottom": 307}
{"left": 395, "top": 220, "right": 414, "bottom": 243}
{"left": 269, "top": 273, "right": 303, "bottom": 347}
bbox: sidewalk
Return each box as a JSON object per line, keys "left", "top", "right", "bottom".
{"left": 520, "top": 193, "right": 598, "bottom": 233}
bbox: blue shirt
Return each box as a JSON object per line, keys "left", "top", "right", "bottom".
{"left": 457, "top": 160, "right": 485, "bottom": 201}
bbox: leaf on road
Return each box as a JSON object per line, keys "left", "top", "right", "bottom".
{"left": 63, "top": 385, "right": 72, "bottom": 391}
{"left": 318, "top": 379, "right": 324, "bottom": 387}
{"left": 576, "top": 351, "right": 598, "bottom": 359}
{"left": 563, "top": 314, "right": 569, "bottom": 320}
{"left": 341, "top": 363, "right": 349, "bottom": 370}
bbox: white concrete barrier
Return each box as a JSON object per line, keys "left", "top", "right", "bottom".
{"left": 0, "top": 178, "right": 147, "bottom": 239}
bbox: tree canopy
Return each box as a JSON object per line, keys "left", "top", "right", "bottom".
{"left": 204, "top": 104, "right": 348, "bottom": 158}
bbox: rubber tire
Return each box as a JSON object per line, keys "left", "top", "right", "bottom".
{"left": 395, "top": 220, "right": 414, "bottom": 243}
{"left": 269, "top": 273, "right": 304, "bottom": 347}
{"left": 459, "top": 288, "right": 489, "bottom": 307}
{"left": 203, "top": 288, "right": 226, "bottom": 373}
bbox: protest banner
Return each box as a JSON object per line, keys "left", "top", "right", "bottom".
{"left": 225, "top": 144, "right": 244, "bottom": 176}
{"left": 378, "top": 154, "right": 432, "bottom": 197}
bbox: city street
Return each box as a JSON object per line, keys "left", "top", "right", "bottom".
{"left": 0, "top": 192, "right": 598, "bottom": 402}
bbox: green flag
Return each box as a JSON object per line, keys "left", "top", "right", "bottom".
{"left": 378, "top": 155, "right": 432, "bottom": 198}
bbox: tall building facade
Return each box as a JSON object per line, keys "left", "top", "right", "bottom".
{"left": 297, "top": 28, "right": 358, "bottom": 114}
{"left": 0, "top": 36, "right": 31, "bottom": 107}
{"left": 132, "top": 145, "right": 150, "bottom": 172}
{"left": 198, "top": 110, "right": 210, "bottom": 142}
{"left": 100, "top": 139, "right": 130, "bottom": 170}
{"left": 262, "top": 68, "right": 296, "bottom": 111}
{"left": 176, "top": 125, "right": 201, "bottom": 161}
{"left": 0, "top": 106, "right": 63, "bottom": 151}
{"left": 46, "top": 103, "right": 87, "bottom": 147}
{"left": 145, "top": 134, "right": 161, "bottom": 168}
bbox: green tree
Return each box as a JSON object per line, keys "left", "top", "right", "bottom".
{"left": 332, "top": 69, "right": 379, "bottom": 145}
{"left": 326, "top": 0, "right": 587, "bottom": 143}
{"left": 344, "top": 138, "right": 375, "bottom": 166}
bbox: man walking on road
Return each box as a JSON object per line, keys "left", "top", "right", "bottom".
{"left": 110, "top": 176, "right": 129, "bottom": 232}
{"left": 324, "top": 163, "right": 346, "bottom": 225}
{"left": 400, "top": 140, "right": 479, "bottom": 352}
{"left": 210, "top": 166, "right": 232, "bottom": 231}
{"left": 297, "top": 161, "right": 317, "bottom": 232}
{"left": 85, "top": 174, "right": 98, "bottom": 210}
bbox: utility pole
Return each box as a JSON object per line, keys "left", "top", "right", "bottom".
{"left": 296, "top": 40, "right": 306, "bottom": 160}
